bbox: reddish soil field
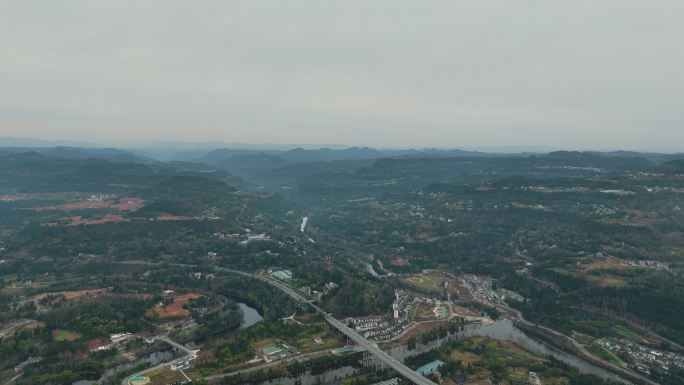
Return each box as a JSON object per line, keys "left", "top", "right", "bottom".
{"left": 146, "top": 294, "right": 204, "bottom": 319}
{"left": 116, "top": 197, "right": 144, "bottom": 210}
{"left": 34, "top": 201, "right": 110, "bottom": 211}
{"left": 46, "top": 214, "right": 128, "bottom": 227}
{"left": 84, "top": 214, "right": 126, "bottom": 225}
{"left": 34, "top": 288, "right": 109, "bottom": 302}
{"left": 33, "top": 197, "right": 143, "bottom": 212}
{"left": 87, "top": 338, "right": 111, "bottom": 351}
{"left": 23, "top": 321, "right": 46, "bottom": 330}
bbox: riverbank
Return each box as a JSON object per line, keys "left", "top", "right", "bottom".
{"left": 514, "top": 320, "right": 656, "bottom": 385}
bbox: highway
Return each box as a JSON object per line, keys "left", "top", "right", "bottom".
{"left": 321, "top": 315, "right": 436, "bottom": 385}
{"left": 214, "top": 267, "right": 437, "bottom": 385}
{"left": 116, "top": 261, "right": 437, "bottom": 385}
{"left": 121, "top": 336, "right": 197, "bottom": 385}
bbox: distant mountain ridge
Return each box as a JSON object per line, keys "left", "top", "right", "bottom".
{"left": 0, "top": 146, "right": 148, "bottom": 163}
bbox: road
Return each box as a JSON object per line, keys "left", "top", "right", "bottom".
{"left": 0, "top": 319, "right": 34, "bottom": 338}
{"left": 496, "top": 303, "right": 657, "bottom": 385}
{"left": 433, "top": 269, "right": 654, "bottom": 385}
{"left": 117, "top": 261, "right": 436, "bottom": 385}
{"left": 213, "top": 267, "right": 437, "bottom": 385}
{"left": 120, "top": 262, "right": 666, "bottom": 385}
{"left": 203, "top": 349, "right": 331, "bottom": 382}
{"left": 121, "top": 336, "right": 197, "bottom": 385}
{"left": 2, "top": 373, "right": 22, "bottom": 385}
{"left": 322, "top": 315, "right": 436, "bottom": 385}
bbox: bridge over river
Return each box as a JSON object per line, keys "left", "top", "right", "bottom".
{"left": 216, "top": 267, "right": 438, "bottom": 385}
{"left": 116, "top": 261, "right": 437, "bottom": 385}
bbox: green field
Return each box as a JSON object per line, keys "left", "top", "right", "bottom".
{"left": 587, "top": 342, "right": 624, "bottom": 366}
{"left": 434, "top": 305, "right": 448, "bottom": 319}
{"left": 404, "top": 275, "right": 441, "bottom": 292}
{"left": 145, "top": 367, "right": 185, "bottom": 385}
{"left": 52, "top": 329, "right": 82, "bottom": 342}
{"left": 614, "top": 325, "right": 644, "bottom": 341}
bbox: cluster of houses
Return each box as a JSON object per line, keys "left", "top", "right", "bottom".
{"left": 498, "top": 289, "right": 525, "bottom": 303}
{"left": 393, "top": 289, "right": 412, "bottom": 320}
{"left": 622, "top": 260, "right": 670, "bottom": 270}
{"left": 347, "top": 315, "right": 400, "bottom": 340}
{"left": 362, "top": 323, "right": 409, "bottom": 340}
{"left": 461, "top": 275, "right": 500, "bottom": 303}
{"left": 211, "top": 231, "right": 271, "bottom": 245}
{"left": 88, "top": 332, "right": 136, "bottom": 353}
{"left": 345, "top": 291, "right": 416, "bottom": 342}
{"left": 349, "top": 316, "right": 385, "bottom": 330}
{"left": 298, "top": 281, "right": 339, "bottom": 302}
{"left": 601, "top": 338, "right": 684, "bottom": 374}
{"left": 189, "top": 272, "right": 215, "bottom": 280}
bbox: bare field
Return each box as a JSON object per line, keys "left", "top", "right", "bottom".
{"left": 146, "top": 294, "right": 203, "bottom": 319}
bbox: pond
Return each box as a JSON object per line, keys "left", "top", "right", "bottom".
{"left": 238, "top": 302, "right": 264, "bottom": 329}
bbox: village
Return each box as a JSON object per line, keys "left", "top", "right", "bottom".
{"left": 600, "top": 338, "right": 684, "bottom": 376}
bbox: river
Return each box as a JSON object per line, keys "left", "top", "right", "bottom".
{"left": 72, "top": 303, "right": 263, "bottom": 385}
{"left": 386, "top": 320, "right": 629, "bottom": 384}
{"left": 257, "top": 366, "right": 359, "bottom": 385}
{"left": 254, "top": 320, "right": 630, "bottom": 385}
{"left": 81, "top": 307, "right": 629, "bottom": 385}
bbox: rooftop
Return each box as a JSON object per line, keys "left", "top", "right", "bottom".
{"left": 370, "top": 378, "right": 399, "bottom": 385}
{"left": 416, "top": 360, "right": 444, "bottom": 376}
{"left": 262, "top": 345, "right": 285, "bottom": 355}
{"left": 271, "top": 270, "right": 293, "bottom": 280}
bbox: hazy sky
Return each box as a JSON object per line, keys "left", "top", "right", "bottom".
{"left": 1, "top": 1, "right": 683, "bottom": 150}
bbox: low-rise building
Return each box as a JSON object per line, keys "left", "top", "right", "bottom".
{"left": 416, "top": 360, "right": 444, "bottom": 376}
{"left": 370, "top": 378, "right": 399, "bottom": 385}
{"left": 528, "top": 371, "right": 542, "bottom": 385}
{"left": 271, "top": 270, "right": 293, "bottom": 280}
{"left": 261, "top": 343, "right": 296, "bottom": 362}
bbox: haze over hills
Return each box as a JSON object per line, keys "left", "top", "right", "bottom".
{"left": 5, "top": 136, "right": 683, "bottom": 160}
{"left": 3, "top": 1, "right": 684, "bottom": 384}
{"left": 3, "top": 139, "right": 684, "bottom": 385}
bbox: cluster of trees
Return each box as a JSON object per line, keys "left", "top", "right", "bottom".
{"left": 205, "top": 320, "right": 326, "bottom": 367}
{"left": 405, "top": 337, "right": 621, "bottom": 385}
{"left": 2, "top": 295, "right": 159, "bottom": 385}
{"left": 185, "top": 296, "right": 243, "bottom": 342}
{"left": 216, "top": 276, "right": 297, "bottom": 320}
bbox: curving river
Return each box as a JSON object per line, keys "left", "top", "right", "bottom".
{"left": 254, "top": 320, "right": 630, "bottom": 385}
{"left": 386, "top": 320, "right": 630, "bottom": 384}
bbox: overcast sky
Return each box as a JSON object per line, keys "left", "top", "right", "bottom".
{"left": 1, "top": 1, "right": 683, "bottom": 150}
